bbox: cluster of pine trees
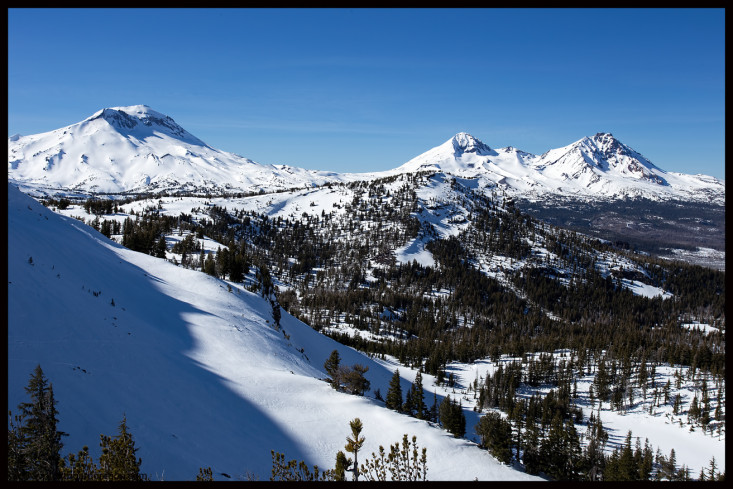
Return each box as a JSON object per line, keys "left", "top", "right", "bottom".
{"left": 8, "top": 365, "right": 146, "bottom": 481}
{"left": 270, "top": 417, "right": 428, "bottom": 481}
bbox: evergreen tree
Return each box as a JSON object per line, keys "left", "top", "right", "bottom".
{"left": 429, "top": 391, "right": 438, "bottom": 423}
{"left": 343, "top": 364, "right": 371, "bottom": 396}
{"left": 15, "top": 364, "right": 66, "bottom": 481}
{"left": 196, "top": 466, "right": 214, "bottom": 481}
{"left": 7, "top": 410, "right": 27, "bottom": 481}
{"left": 474, "top": 411, "right": 512, "bottom": 464}
{"left": 403, "top": 386, "right": 414, "bottom": 415}
{"left": 333, "top": 450, "right": 352, "bottom": 482}
{"left": 439, "top": 395, "right": 465, "bottom": 438}
{"left": 344, "top": 418, "right": 365, "bottom": 481}
{"left": 385, "top": 369, "right": 403, "bottom": 411}
{"left": 411, "top": 371, "right": 427, "bottom": 420}
{"left": 324, "top": 349, "right": 341, "bottom": 388}
{"left": 521, "top": 421, "right": 542, "bottom": 475}
{"left": 204, "top": 252, "right": 217, "bottom": 276}
{"left": 604, "top": 431, "right": 637, "bottom": 481}
{"left": 539, "top": 414, "right": 567, "bottom": 480}
{"left": 97, "top": 415, "right": 146, "bottom": 481}
{"left": 59, "top": 445, "right": 97, "bottom": 481}
{"left": 360, "top": 434, "right": 428, "bottom": 481}
{"left": 155, "top": 236, "right": 167, "bottom": 258}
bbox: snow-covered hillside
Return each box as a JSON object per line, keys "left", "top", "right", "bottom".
{"left": 7, "top": 182, "right": 541, "bottom": 481}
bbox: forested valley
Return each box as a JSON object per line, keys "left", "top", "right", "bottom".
{"left": 42, "top": 171, "right": 725, "bottom": 480}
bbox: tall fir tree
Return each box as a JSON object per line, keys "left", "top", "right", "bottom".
{"left": 385, "top": 369, "right": 403, "bottom": 411}
{"left": 411, "top": 371, "right": 427, "bottom": 420}
{"left": 15, "top": 364, "right": 66, "bottom": 481}
{"left": 324, "top": 349, "right": 341, "bottom": 388}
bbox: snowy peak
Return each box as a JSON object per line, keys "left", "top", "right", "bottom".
{"left": 449, "top": 132, "right": 493, "bottom": 156}
{"left": 394, "top": 133, "right": 498, "bottom": 175}
{"left": 538, "top": 132, "right": 666, "bottom": 185}
{"left": 7, "top": 105, "right": 349, "bottom": 195}
{"left": 392, "top": 131, "right": 723, "bottom": 203}
{"left": 85, "top": 105, "right": 206, "bottom": 146}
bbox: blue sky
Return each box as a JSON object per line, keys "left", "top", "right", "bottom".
{"left": 8, "top": 8, "right": 725, "bottom": 179}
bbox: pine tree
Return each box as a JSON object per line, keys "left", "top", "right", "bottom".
{"left": 403, "top": 385, "right": 414, "bottom": 415}
{"left": 474, "top": 411, "right": 512, "bottom": 464}
{"left": 97, "top": 415, "right": 146, "bottom": 481}
{"left": 196, "top": 466, "right": 214, "bottom": 481}
{"left": 429, "top": 391, "right": 438, "bottom": 423}
{"left": 521, "top": 421, "right": 542, "bottom": 475}
{"left": 155, "top": 236, "right": 167, "bottom": 258}
{"left": 7, "top": 410, "right": 27, "bottom": 481}
{"left": 204, "top": 252, "right": 216, "bottom": 276}
{"left": 360, "top": 434, "right": 428, "bottom": 481}
{"left": 439, "top": 395, "right": 465, "bottom": 438}
{"left": 333, "top": 450, "right": 352, "bottom": 481}
{"left": 385, "top": 369, "right": 403, "bottom": 411}
{"left": 59, "top": 445, "right": 97, "bottom": 481}
{"left": 344, "top": 418, "right": 365, "bottom": 481}
{"left": 15, "top": 364, "right": 66, "bottom": 481}
{"left": 343, "top": 364, "right": 371, "bottom": 396}
{"left": 605, "top": 431, "right": 636, "bottom": 481}
{"left": 324, "top": 349, "right": 341, "bottom": 388}
{"left": 411, "top": 371, "right": 427, "bottom": 420}
{"left": 539, "top": 414, "right": 566, "bottom": 479}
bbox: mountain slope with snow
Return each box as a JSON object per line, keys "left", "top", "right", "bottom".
{"left": 8, "top": 106, "right": 724, "bottom": 205}
{"left": 7, "top": 182, "right": 540, "bottom": 481}
{"left": 393, "top": 132, "right": 724, "bottom": 204}
{"left": 7, "top": 105, "right": 348, "bottom": 195}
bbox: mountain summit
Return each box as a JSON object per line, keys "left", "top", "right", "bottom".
{"left": 85, "top": 105, "right": 207, "bottom": 146}
{"left": 449, "top": 132, "right": 494, "bottom": 156}
{"left": 535, "top": 132, "right": 666, "bottom": 186}
{"left": 7, "top": 105, "right": 342, "bottom": 195}
{"left": 395, "top": 133, "right": 499, "bottom": 175}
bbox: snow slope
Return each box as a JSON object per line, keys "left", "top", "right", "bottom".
{"left": 7, "top": 183, "right": 540, "bottom": 481}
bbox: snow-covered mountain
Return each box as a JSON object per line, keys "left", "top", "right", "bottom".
{"left": 8, "top": 106, "right": 724, "bottom": 204}
{"left": 7, "top": 105, "right": 347, "bottom": 195}
{"left": 393, "top": 132, "right": 724, "bottom": 203}
{"left": 7, "top": 182, "right": 541, "bottom": 481}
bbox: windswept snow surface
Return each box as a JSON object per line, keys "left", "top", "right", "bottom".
{"left": 7, "top": 183, "right": 540, "bottom": 481}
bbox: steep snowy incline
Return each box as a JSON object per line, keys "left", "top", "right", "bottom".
{"left": 7, "top": 183, "right": 540, "bottom": 481}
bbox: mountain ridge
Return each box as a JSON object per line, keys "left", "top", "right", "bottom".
{"left": 8, "top": 106, "right": 724, "bottom": 204}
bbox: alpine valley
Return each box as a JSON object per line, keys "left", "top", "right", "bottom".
{"left": 8, "top": 106, "right": 725, "bottom": 481}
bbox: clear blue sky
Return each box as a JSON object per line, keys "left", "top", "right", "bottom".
{"left": 8, "top": 8, "right": 725, "bottom": 179}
